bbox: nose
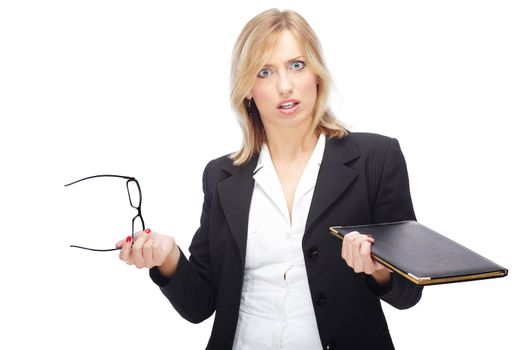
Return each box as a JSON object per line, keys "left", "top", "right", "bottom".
{"left": 277, "top": 71, "right": 293, "bottom": 96}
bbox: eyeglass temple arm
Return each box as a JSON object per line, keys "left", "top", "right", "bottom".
{"left": 70, "top": 245, "right": 121, "bottom": 252}
{"left": 64, "top": 174, "right": 134, "bottom": 187}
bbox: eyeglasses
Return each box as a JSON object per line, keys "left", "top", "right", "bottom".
{"left": 64, "top": 174, "right": 145, "bottom": 252}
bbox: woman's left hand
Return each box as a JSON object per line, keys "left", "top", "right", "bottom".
{"left": 341, "top": 231, "right": 392, "bottom": 285}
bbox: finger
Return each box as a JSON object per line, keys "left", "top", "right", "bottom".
{"left": 143, "top": 236, "right": 154, "bottom": 268}
{"left": 115, "top": 239, "right": 125, "bottom": 249}
{"left": 140, "top": 228, "right": 156, "bottom": 267}
{"left": 341, "top": 233, "right": 349, "bottom": 260}
{"left": 360, "top": 240, "right": 376, "bottom": 275}
{"left": 132, "top": 232, "right": 148, "bottom": 268}
{"left": 342, "top": 232, "right": 359, "bottom": 266}
{"left": 347, "top": 232, "right": 364, "bottom": 268}
{"left": 351, "top": 241, "right": 362, "bottom": 272}
{"left": 152, "top": 238, "right": 164, "bottom": 266}
{"left": 351, "top": 233, "right": 363, "bottom": 272}
{"left": 119, "top": 236, "right": 133, "bottom": 265}
{"left": 351, "top": 234, "right": 369, "bottom": 273}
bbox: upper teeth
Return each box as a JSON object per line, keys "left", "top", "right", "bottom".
{"left": 281, "top": 102, "right": 296, "bottom": 109}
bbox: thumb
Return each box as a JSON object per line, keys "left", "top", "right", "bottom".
{"left": 115, "top": 238, "right": 125, "bottom": 249}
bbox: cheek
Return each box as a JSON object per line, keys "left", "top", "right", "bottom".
{"left": 301, "top": 76, "right": 318, "bottom": 103}
{"left": 305, "top": 75, "right": 319, "bottom": 95}
{"left": 251, "top": 85, "right": 274, "bottom": 109}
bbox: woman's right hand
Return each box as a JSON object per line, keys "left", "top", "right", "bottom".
{"left": 116, "top": 229, "right": 181, "bottom": 278}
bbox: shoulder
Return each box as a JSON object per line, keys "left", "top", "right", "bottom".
{"left": 205, "top": 154, "right": 234, "bottom": 171}
{"left": 194, "top": 155, "right": 232, "bottom": 196}
{"left": 346, "top": 131, "right": 397, "bottom": 151}
{"left": 327, "top": 131, "right": 401, "bottom": 161}
{"left": 201, "top": 154, "right": 233, "bottom": 183}
{"left": 200, "top": 152, "right": 257, "bottom": 188}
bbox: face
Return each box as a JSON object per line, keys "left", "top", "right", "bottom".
{"left": 249, "top": 30, "right": 318, "bottom": 133}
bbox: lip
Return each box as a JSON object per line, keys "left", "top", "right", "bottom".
{"left": 276, "top": 99, "right": 301, "bottom": 115}
{"left": 276, "top": 99, "right": 300, "bottom": 109}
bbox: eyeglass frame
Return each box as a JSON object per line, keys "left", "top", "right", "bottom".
{"left": 64, "top": 174, "right": 145, "bottom": 252}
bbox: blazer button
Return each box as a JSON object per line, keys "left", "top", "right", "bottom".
{"left": 326, "top": 341, "right": 335, "bottom": 349}
{"left": 314, "top": 293, "right": 326, "bottom": 306}
{"left": 307, "top": 247, "right": 319, "bottom": 258}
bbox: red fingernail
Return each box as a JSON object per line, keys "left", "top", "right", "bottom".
{"left": 145, "top": 228, "right": 151, "bottom": 234}
{"left": 126, "top": 235, "right": 132, "bottom": 243}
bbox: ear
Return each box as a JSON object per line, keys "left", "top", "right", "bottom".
{"left": 247, "top": 86, "right": 255, "bottom": 100}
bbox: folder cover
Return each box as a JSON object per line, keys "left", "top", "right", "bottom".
{"left": 330, "top": 220, "right": 508, "bottom": 285}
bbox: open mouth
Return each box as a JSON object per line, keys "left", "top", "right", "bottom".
{"left": 278, "top": 100, "right": 300, "bottom": 110}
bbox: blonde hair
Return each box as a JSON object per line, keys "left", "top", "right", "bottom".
{"left": 230, "top": 8, "right": 348, "bottom": 166}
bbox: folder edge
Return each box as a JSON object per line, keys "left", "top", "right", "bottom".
{"left": 329, "top": 227, "right": 508, "bottom": 286}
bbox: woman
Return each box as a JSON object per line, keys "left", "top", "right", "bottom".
{"left": 117, "top": 8, "right": 423, "bottom": 350}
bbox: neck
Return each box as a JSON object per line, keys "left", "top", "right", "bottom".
{"left": 265, "top": 124, "right": 319, "bottom": 162}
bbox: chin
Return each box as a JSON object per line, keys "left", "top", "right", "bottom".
{"left": 274, "top": 112, "right": 313, "bottom": 128}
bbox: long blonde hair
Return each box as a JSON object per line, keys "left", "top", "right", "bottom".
{"left": 230, "top": 9, "right": 347, "bottom": 166}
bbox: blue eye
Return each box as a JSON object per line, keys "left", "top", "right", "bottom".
{"left": 257, "top": 68, "right": 272, "bottom": 78}
{"left": 290, "top": 60, "right": 305, "bottom": 71}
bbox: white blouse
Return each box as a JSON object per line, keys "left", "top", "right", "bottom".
{"left": 233, "top": 134, "right": 326, "bottom": 350}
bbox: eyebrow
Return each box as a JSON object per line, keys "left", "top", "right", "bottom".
{"left": 262, "top": 56, "right": 305, "bottom": 69}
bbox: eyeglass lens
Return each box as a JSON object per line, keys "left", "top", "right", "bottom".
{"left": 127, "top": 179, "right": 141, "bottom": 208}
{"left": 66, "top": 174, "right": 145, "bottom": 252}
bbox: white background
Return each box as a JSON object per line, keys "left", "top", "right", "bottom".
{"left": 1, "top": 1, "right": 524, "bottom": 349}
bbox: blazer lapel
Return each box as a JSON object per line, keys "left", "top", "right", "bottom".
{"left": 216, "top": 156, "right": 258, "bottom": 266}
{"left": 305, "top": 134, "right": 361, "bottom": 233}
{"left": 216, "top": 133, "right": 360, "bottom": 264}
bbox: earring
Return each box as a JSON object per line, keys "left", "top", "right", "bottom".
{"left": 246, "top": 98, "right": 253, "bottom": 117}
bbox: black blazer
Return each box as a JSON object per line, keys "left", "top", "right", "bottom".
{"left": 151, "top": 132, "right": 423, "bottom": 350}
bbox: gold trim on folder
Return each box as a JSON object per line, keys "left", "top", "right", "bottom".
{"left": 329, "top": 227, "right": 508, "bottom": 286}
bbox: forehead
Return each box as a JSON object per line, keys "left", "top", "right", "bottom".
{"left": 263, "top": 30, "right": 305, "bottom": 65}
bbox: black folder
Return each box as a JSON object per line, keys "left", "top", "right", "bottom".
{"left": 329, "top": 220, "right": 508, "bottom": 285}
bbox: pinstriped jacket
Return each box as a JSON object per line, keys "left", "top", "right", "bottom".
{"left": 150, "top": 132, "right": 423, "bottom": 350}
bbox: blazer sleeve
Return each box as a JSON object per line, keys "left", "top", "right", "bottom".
{"left": 149, "top": 161, "right": 217, "bottom": 323}
{"left": 366, "top": 137, "right": 424, "bottom": 310}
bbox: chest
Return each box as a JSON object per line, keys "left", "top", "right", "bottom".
{"left": 273, "top": 157, "right": 311, "bottom": 221}
{"left": 246, "top": 155, "right": 320, "bottom": 269}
